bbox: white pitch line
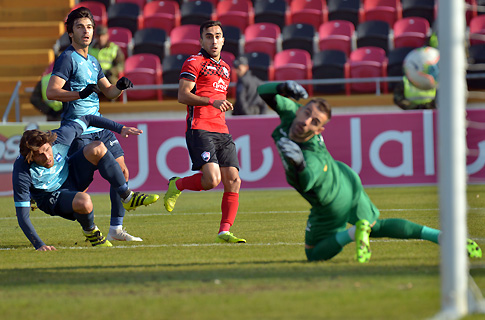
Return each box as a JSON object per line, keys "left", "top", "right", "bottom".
{"left": 2, "top": 238, "right": 485, "bottom": 251}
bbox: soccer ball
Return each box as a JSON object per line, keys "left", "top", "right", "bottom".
{"left": 403, "top": 47, "right": 440, "bottom": 90}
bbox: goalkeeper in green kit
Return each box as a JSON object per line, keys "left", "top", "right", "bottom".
{"left": 257, "top": 81, "right": 482, "bottom": 263}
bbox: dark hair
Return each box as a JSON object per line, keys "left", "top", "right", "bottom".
{"left": 200, "top": 20, "right": 222, "bottom": 38}
{"left": 309, "top": 98, "right": 332, "bottom": 120}
{"left": 65, "top": 7, "right": 95, "bottom": 34}
{"left": 19, "top": 130, "right": 57, "bottom": 164}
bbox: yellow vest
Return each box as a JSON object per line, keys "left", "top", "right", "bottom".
{"left": 403, "top": 76, "right": 436, "bottom": 105}
{"left": 89, "top": 42, "right": 119, "bottom": 71}
{"left": 41, "top": 74, "right": 63, "bottom": 111}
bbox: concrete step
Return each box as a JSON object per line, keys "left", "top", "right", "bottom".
{"left": 0, "top": 21, "right": 64, "bottom": 38}
{"left": 0, "top": 37, "right": 58, "bottom": 50}
{"left": 0, "top": 0, "right": 74, "bottom": 8}
{"left": 0, "top": 64, "right": 46, "bottom": 77}
{"left": 0, "top": 7, "right": 68, "bottom": 22}
{"left": 0, "top": 76, "right": 39, "bottom": 93}
{"left": 0, "top": 49, "right": 55, "bottom": 66}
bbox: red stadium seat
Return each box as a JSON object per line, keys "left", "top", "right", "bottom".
{"left": 318, "top": 20, "right": 355, "bottom": 57}
{"left": 348, "top": 46, "right": 388, "bottom": 94}
{"left": 216, "top": 0, "right": 254, "bottom": 31}
{"left": 108, "top": 27, "right": 133, "bottom": 57}
{"left": 72, "top": 1, "right": 108, "bottom": 26}
{"left": 274, "top": 49, "right": 313, "bottom": 95}
{"left": 221, "top": 51, "right": 236, "bottom": 98}
{"left": 470, "top": 15, "right": 485, "bottom": 45}
{"left": 289, "top": 0, "right": 328, "bottom": 30}
{"left": 362, "top": 0, "right": 402, "bottom": 26}
{"left": 123, "top": 53, "right": 162, "bottom": 100}
{"left": 142, "top": 0, "right": 181, "bottom": 34}
{"left": 393, "top": 17, "right": 430, "bottom": 49}
{"left": 169, "top": 24, "right": 200, "bottom": 55}
{"left": 244, "top": 23, "right": 280, "bottom": 58}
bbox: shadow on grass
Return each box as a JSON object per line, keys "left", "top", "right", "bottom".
{"left": 0, "top": 259, "right": 449, "bottom": 289}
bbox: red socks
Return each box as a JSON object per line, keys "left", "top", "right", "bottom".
{"left": 219, "top": 192, "right": 239, "bottom": 233}
{"left": 175, "top": 173, "right": 204, "bottom": 191}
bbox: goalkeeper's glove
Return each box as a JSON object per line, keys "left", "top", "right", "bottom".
{"left": 277, "top": 80, "right": 308, "bottom": 100}
{"left": 277, "top": 137, "right": 306, "bottom": 172}
{"left": 116, "top": 77, "right": 133, "bottom": 90}
{"left": 79, "top": 84, "right": 98, "bottom": 99}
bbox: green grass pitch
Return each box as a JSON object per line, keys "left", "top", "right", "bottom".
{"left": 1, "top": 185, "right": 484, "bottom": 320}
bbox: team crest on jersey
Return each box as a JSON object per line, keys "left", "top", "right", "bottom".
{"left": 92, "top": 61, "right": 98, "bottom": 71}
{"left": 201, "top": 151, "right": 211, "bottom": 162}
{"left": 222, "top": 67, "right": 229, "bottom": 78}
{"left": 54, "top": 152, "right": 62, "bottom": 163}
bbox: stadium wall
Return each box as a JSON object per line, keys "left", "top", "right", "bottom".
{"left": 1, "top": 109, "right": 484, "bottom": 195}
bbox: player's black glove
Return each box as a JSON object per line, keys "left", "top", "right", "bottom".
{"left": 79, "top": 84, "right": 97, "bottom": 99}
{"left": 277, "top": 80, "right": 308, "bottom": 100}
{"left": 116, "top": 77, "right": 133, "bottom": 90}
{"left": 277, "top": 137, "right": 306, "bottom": 172}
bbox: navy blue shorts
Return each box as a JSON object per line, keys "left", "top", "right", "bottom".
{"left": 68, "top": 129, "right": 124, "bottom": 159}
{"left": 186, "top": 129, "right": 239, "bottom": 171}
{"left": 34, "top": 148, "right": 98, "bottom": 220}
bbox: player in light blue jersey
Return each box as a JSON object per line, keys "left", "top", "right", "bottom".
{"left": 13, "top": 115, "right": 159, "bottom": 251}
{"left": 46, "top": 7, "right": 139, "bottom": 242}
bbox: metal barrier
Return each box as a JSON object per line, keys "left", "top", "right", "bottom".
{"left": 2, "top": 81, "right": 21, "bottom": 123}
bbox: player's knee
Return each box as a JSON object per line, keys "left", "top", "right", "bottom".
{"left": 73, "top": 192, "right": 93, "bottom": 214}
{"left": 84, "top": 141, "right": 107, "bottom": 159}
{"left": 203, "top": 174, "right": 221, "bottom": 190}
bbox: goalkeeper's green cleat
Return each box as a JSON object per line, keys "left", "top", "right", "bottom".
{"left": 467, "top": 239, "right": 482, "bottom": 258}
{"left": 215, "top": 232, "right": 246, "bottom": 243}
{"left": 164, "top": 177, "right": 182, "bottom": 212}
{"left": 83, "top": 226, "right": 112, "bottom": 247}
{"left": 355, "top": 219, "right": 371, "bottom": 263}
{"left": 123, "top": 192, "right": 159, "bottom": 211}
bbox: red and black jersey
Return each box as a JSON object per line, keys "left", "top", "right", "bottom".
{"left": 179, "top": 49, "right": 231, "bottom": 133}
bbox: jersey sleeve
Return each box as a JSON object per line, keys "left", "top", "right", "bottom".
{"left": 179, "top": 56, "right": 201, "bottom": 82}
{"left": 51, "top": 51, "right": 73, "bottom": 81}
{"left": 95, "top": 59, "right": 106, "bottom": 81}
{"left": 12, "top": 159, "right": 45, "bottom": 249}
{"left": 257, "top": 82, "right": 300, "bottom": 117}
{"left": 55, "top": 115, "right": 124, "bottom": 146}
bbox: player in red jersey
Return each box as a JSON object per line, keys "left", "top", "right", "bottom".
{"left": 163, "top": 20, "right": 245, "bottom": 243}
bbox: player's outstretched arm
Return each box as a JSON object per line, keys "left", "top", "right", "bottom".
{"left": 120, "top": 126, "right": 143, "bottom": 138}
{"left": 16, "top": 207, "right": 49, "bottom": 251}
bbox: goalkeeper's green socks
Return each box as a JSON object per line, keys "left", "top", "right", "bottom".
{"left": 370, "top": 218, "right": 439, "bottom": 243}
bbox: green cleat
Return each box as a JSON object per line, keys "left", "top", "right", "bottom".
{"left": 164, "top": 177, "right": 182, "bottom": 212}
{"left": 215, "top": 232, "right": 246, "bottom": 243}
{"left": 83, "top": 226, "right": 112, "bottom": 247}
{"left": 355, "top": 219, "right": 371, "bottom": 263}
{"left": 123, "top": 192, "right": 159, "bottom": 211}
{"left": 467, "top": 239, "right": 482, "bottom": 258}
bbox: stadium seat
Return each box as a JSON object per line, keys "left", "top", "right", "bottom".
{"left": 289, "top": 0, "right": 328, "bottom": 30}
{"left": 469, "top": 15, "right": 485, "bottom": 45}
{"left": 467, "top": 44, "right": 485, "bottom": 89}
{"left": 254, "top": 0, "right": 289, "bottom": 31}
{"left": 274, "top": 49, "right": 313, "bottom": 95}
{"left": 187, "top": 0, "right": 218, "bottom": 5}
{"left": 326, "top": 0, "right": 362, "bottom": 27}
{"left": 401, "top": 0, "right": 435, "bottom": 24}
{"left": 107, "top": 2, "right": 142, "bottom": 35}
{"left": 222, "top": 25, "right": 242, "bottom": 57}
{"left": 386, "top": 46, "right": 414, "bottom": 90}
{"left": 348, "top": 46, "right": 388, "bottom": 94}
{"left": 80, "top": 0, "right": 110, "bottom": 10}
{"left": 241, "top": 51, "right": 274, "bottom": 81}
{"left": 318, "top": 20, "right": 355, "bottom": 57}
{"left": 123, "top": 53, "right": 162, "bottom": 100}
{"left": 244, "top": 23, "right": 280, "bottom": 59}
{"left": 116, "top": 0, "right": 147, "bottom": 8}
{"left": 132, "top": 28, "right": 168, "bottom": 62}
{"left": 108, "top": 27, "right": 133, "bottom": 57}
{"left": 142, "top": 0, "right": 181, "bottom": 34}
{"left": 216, "top": 0, "right": 254, "bottom": 31}
{"left": 393, "top": 17, "right": 430, "bottom": 49}
{"left": 362, "top": 0, "right": 402, "bottom": 26}
{"left": 162, "top": 53, "right": 189, "bottom": 97}
{"left": 180, "top": 0, "right": 215, "bottom": 26}
{"left": 282, "top": 23, "right": 316, "bottom": 57}
{"left": 312, "top": 50, "right": 349, "bottom": 94}
{"left": 466, "top": 0, "right": 478, "bottom": 25}
{"left": 73, "top": 1, "right": 108, "bottom": 27}
{"left": 170, "top": 24, "right": 201, "bottom": 55}
{"left": 356, "top": 20, "right": 391, "bottom": 53}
